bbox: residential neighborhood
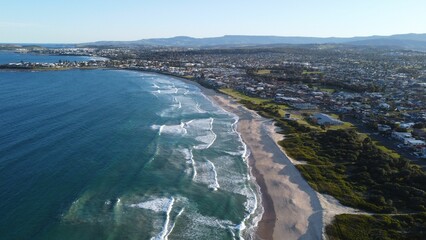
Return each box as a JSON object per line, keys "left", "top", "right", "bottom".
{"left": 7, "top": 44, "right": 426, "bottom": 161}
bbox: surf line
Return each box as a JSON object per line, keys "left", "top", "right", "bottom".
{"left": 164, "top": 207, "right": 185, "bottom": 240}
{"left": 205, "top": 117, "right": 217, "bottom": 149}
{"left": 207, "top": 159, "right": 220, "bottom": 191}
{"left": 155, "top": 197, "right": 175, "bottom": 240}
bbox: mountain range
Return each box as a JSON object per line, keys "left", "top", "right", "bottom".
{"left": 82, "top": 33, "right": 426, "bottom": 51}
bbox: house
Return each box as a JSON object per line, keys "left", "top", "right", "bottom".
{"left": 378, "top": 103, "right": 391, "bottom": 110}
{"left": 404, "top": 138, "right": 426, "bottom": 147}
{"left": 399, "top": 122, "right": 415, "bottom": 129}
{"left": 392, "top": 131, "right": 412, "bottom": 141}
{"left": 312, "top": 113, "right": 343, "bottom": 126}
{"left": 421, "top": 147, "right": 426, "bottom": 158}
{"left": 378, "top": 124, "right": 392, "bottom": 132}
{"left": 291, "top": 103, "right": 318, "bottom": 110}
{"left": 413, "top": 129, "right": 426, "bottom": 140}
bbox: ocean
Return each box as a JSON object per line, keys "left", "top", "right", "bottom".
{"left": 0, "top": 53, "right": 261, "bottom": 240}
{"left": 0, "top": 51, "right": 97, "bottom": 64}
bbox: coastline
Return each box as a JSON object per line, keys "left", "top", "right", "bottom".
{"left": 208, "top": 92, "right": 323, "bottom": 240}
{"left": 81, "top": 68, "right": 357, "bottom": 239}
{"left": 174, "top": 75, "right": 324, "bottom": 239}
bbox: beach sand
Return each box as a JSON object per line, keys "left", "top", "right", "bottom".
{"left": 203, "top": 90, "right": 323, "bottom": 240}
{"left": 175, "top": 76, "right": 362, "bottom": 239}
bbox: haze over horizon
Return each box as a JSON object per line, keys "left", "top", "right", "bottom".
{"left": 1, "top": 0, "right": 426, "bottom": 43}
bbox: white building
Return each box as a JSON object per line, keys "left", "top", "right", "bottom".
{"left": 404, "top": 138, "right": 426, "bottom": 147}
{"left": 392, "top": 131, "right": 412, "bottom": 141}
{"left": 312, "top": 113, "right": 343, "bottom": 126}
{"left": 378, "top": 124, "right": 392, "bottom": 132}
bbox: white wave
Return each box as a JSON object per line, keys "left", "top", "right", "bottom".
{"left": 207, "top": 118, "right": 217, "bottom": 149}
{"left": 206, "top": 159, "right": 220, "bottom": 191}
{"left": 183, "top": 89, "right": 189, "bottom": 95}
{"left": 156, "top": 124, "right": 186, "bottom": 136}
{"left": 231, "top": 116, "right": 239, "bottom": 133}
{"left": 164, "top": 208, "right": 184, "bottom": 240}
{"left": 232, "top": 118, "right": 250, "bottom": 160}
{"left": 181, "top": 148, "right": 191, "bottom": 163}
{"left": 152, "top": 83, "right": 160, "bottom": 89}
{"left": 195, "top": 102, "right": 205, "bottom": 113}
{"left": 206, "top": 113, "right": 261, "bottom": 239}
{"left": 223, "top": 150, "right": 245, "bottom": 156}
{"left": 190, "top": 149, "right": 197, "bottom": 180}
{"left": 231, "top": 118, "right": 262, "bottom": 240}
{"left": 235, "top": 182, "right": 262, "bottom": 240}
{"left": 146, "top": 142, "right": 160, "bottom": 165}
{"left": 180, "top": 122, "right": 188, "bottom": 134}
{"left": 114, "top": 198, "right": 123, "bottom": 223}
{"left": 176, "top": 211, "right": 238, "bottom": 240}
{"left": 159, "top": 125, "right": 165, "bottom": 135}
{"left": 155, "top": 197, "right": 175, "bottom": 240}
{"left": 179, "top": 147, "right": 197, "bottom": 177}
{"left": 193, "top": 118, "right": 217, "bottom": 150}
{"left": 130, "top": 197, "right": 173, "bottom": 213}
{"left": 193, "top": 159, "right": 221, "bottom": 190}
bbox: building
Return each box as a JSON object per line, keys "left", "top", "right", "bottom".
{"left": 392, "top": 131, "right": 412, "bottom": 141}
{"left": 404, "top": 138, "right": 426, "bottom": 147}
{"left": 378, "top": 124, "right": 392, "bottom": 132}
{"left": 399, "top": 122, "right": 415, "bottom": 129}
{"left": 291, "top": 103, "right": 318, "bottom": 110}
{"left": 312, "top": 113, "right": 343, "bottom": 126}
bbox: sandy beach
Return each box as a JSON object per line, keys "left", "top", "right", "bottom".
{"left": 198, "top": 86, "right": 324, "bottom": 239}
{"left": 173, "top": 75, "right": 362, "bottom": 239}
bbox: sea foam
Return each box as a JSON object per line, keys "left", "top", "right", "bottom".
{"left": 130, "top": 197, "right": 173, "bottom": 212}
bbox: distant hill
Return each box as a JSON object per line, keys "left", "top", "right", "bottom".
{"left": 81, "top": 33, "right": 426, "bottom": 51}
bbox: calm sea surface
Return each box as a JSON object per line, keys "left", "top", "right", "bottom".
{"left": 0, "top": 53, "right": 261, "bottom": 240}
{"left": 0, "top": 51, "right": 94, "bottom": 64}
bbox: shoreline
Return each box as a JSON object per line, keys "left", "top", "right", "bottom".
{"left": 172, "top": 74, "right": 324, "bottom": 239}
{"left": 208, "top": 93, "right": 324, "bottom": 240}
{"left": 131, "top": 70, "right": 325, "bottom": 239}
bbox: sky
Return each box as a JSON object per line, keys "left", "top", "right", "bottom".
{"left": 0, "top": 0, "right": 425, "bottom": 43}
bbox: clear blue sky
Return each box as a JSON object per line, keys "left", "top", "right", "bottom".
{"left": 1, "top": 0, "right": 425, "bottom": 43}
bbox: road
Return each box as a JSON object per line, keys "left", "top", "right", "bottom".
{"left": 341, "top": 115, "right": 426, "bottom": 170}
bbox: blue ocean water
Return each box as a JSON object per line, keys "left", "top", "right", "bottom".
{"left": 0, "top": 64, "right": 261, "bottom": 239}
{"left": 0, "top": 51, "right": 93, "bottom": 64}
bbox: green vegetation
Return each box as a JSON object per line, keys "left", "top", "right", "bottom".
{"left": 281, "top": 129, "right": 426, "bottom": 213}
{"left": 326, "top": 213, "right": 426, "bottom": 240}
{"left": 373, "top": 141, "right": 401, "bottom": 159}
{"left": 219, "top": 88, "right": 291, "bottom": 117}
{"left": 319, "top": 87, "right": 336, "bottom": 93}
{"left": 278, "top": 121, "right": 426, "bottom": 238}
{"left": 255, "top": 69, "right": 271, "bottom": 75}
{"left": 219, "top": 88, "right": 270, "bottom": 104}
{"left": 219, "top": 88, "right": 426, "bottom": 238}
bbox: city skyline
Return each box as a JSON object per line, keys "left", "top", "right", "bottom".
{"left": 1, "top": 0, "right": 426, "bottom": 43}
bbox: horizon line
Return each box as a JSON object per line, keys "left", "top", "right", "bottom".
{"left": 1, "top": 32, "right": 425, "bottom": 45}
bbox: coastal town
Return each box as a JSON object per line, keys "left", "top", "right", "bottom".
{"left": 3, "top": 1, "right": 426, "bottom": 239}
{"left": 6, "top": 45, "right": 424, "bottom": 162}
{"left": 1, "top": 43, "right": 426, "bottom": 239}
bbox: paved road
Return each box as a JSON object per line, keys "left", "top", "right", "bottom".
{"left": 341, "top": 115, "right": 426, "bottom": 170}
